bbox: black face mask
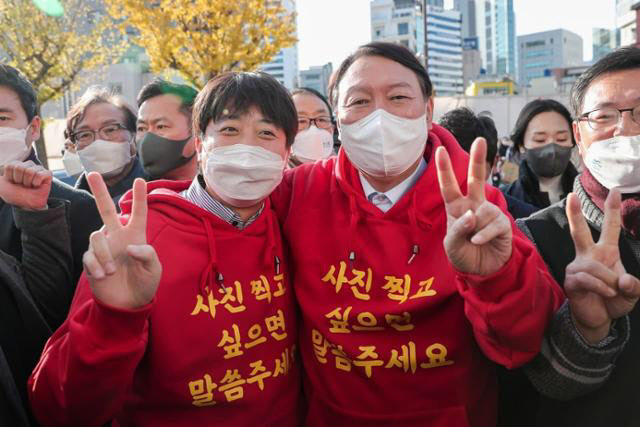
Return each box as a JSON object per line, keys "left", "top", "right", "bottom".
{"left": 138, "top": 132, "right": 195, "bottom": 179}
{"left": 525, "top": 143, "right": 573, "bottom": 178}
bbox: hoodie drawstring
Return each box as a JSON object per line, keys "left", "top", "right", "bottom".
{"left": 347, "top": 194, "right": 361, "bottom": 269}
{"left": 200, "top": 219, "right": 226, "bottom": 295}
{"left": 407, "top": 191, "right": 422, "bottom": 265}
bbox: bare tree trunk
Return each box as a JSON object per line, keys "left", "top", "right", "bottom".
{"left": 34, "top": 107, "right": 48, "bottom": 169}
{"left": 35, "top": 135, "right": 48, "bottom": 169}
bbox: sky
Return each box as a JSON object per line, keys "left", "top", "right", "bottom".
{"left": 296, "top": 0, "right": 618, "bottom": 71}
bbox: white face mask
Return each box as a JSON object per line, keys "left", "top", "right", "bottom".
{"left": 62, "top": 150, "right": 84, "bottom": 176}
{"left": 339, "top": 109, "right": 428, "bottom": 177}
{"left": 202, "top": 141, "right": 286, "bottom": 208}
{"left": 584, "top": 134, "right": 640, "bottom": 193}
{"left": 77, "top": 139, "right": 132, "bottom": 178}
{"left": 0, "top": 126, "right": 31, "bottom": 165}
{"left": 292, "top": 126, "right": 334, "bottom": 163}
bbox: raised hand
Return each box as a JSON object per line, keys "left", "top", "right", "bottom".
{"left": 0, "top": 160, "right": 52, "bottom": 210}
{"left": 565, "top": 189, "right": 640, "bottom": 344}
{"left": 83, "top": 172, "right": 161, "bottom": 310}
{"left": 436, "top": 137, "right": 512, "bottom": 276}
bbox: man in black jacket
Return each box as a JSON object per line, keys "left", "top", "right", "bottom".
{"left": 0, "top": 64, "right": 102, "bottom": 328}
{"left": 518, "top": 47, "right": 640, "bottom": 426}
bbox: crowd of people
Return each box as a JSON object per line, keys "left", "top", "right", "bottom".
{"left": 0, "top": 41, "right": 639, "bottom": 426}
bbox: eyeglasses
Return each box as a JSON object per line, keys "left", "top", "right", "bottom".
{"left": 71, "top": 123, "right": 130, "bottom": 148}
{"left": 297, "top": 116, "right": 333, "bottom": 131}
{"left": 578, "top": 105, "right": 640, "bottom": 131}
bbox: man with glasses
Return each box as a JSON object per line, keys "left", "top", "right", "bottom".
{"left": 67, "top": 86, "right": 146, "bottom": 206}
{"left": 517, "top": 46, "right": 640, "bottom": 426}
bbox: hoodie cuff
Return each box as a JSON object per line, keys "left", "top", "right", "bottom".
{"left": 82, "top": 296, "right": 154, "bottom": 347}
{"left": 454, "top": 248, "right": 519, "bottom": 303}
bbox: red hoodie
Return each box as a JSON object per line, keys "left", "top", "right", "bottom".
{"left": 28, "top": 180, "right": 302, "bottom": 427}
{"left": 270, "top": 125, "right": 565, "bottom": 427}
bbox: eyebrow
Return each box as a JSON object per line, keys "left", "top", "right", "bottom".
{"left": 387, "top": 82, "right": 413, "bottom": 91}
{"left": 590, "top": 96, "right": 640, "bottom": 111}
{"left": 217, "top": 114, "right": 274, "bottom": 125}
{"left": 0, "top": 107, "right": 16, "bottom": 114}
{"left": 75, "top": 118, "right": 120, "bottom": 131}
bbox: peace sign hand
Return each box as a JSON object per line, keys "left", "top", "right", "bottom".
{"left": 82, "top": 172, "right": 161, "bottom": 310}
{"left": 436, "top": 138, "right": 513, "bottom": 276}
{"left": 565, "top": 189, "right": 640, "bottom": 344}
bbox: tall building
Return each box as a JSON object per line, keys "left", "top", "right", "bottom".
{"left": 370, "top": 0, "right": 427, "bottom": 59}
{"left": 259, "top": 0, "right": 298, "bottom": 89}
{"left": 298, "top": 63, "right": 333, "bottom": 96}
{"left": 426, "top": 5, "right": 464, "bottom": 96}
{"left": 474, "top": 0, "right": 516, "bottom": 78}
{"left": 370, "top": 0, "right": 464, "bottom": 96}
{"left": 616, "top": 0, "right": 638, "bottom": 47}
{"left": 517, "top": 29, "right": 583, "bottom": 88}
{"left": 453, "top": 0, "right": 477, "bottom": 39}
{"left": 593, "top": 28, "right": 617, "bottom": 61}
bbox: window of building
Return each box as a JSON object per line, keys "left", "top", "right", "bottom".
{"left": 398, "top": 22, "right": 409, "bottom": 35}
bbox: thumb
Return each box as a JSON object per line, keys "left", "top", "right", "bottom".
{"left": 127, "top": 244, "right": 160, "bottom": 272}
{"left": 445, "top": 209, "right": 476, "bottom": 248}
{"left": 618, "top": 273, "right": 640, "bottom": 302}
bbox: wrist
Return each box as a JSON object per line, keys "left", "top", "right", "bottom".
{"left": 572, "top": 314, "right": 611, "bottom": 345}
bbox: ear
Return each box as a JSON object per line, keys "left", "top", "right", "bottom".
{"left": 26, "top": 116, "right": 41, "bottom": 147}
{"left": 426, "top": 97, "right": 435, "bottom": 131}
{"left": 194, "top": 134, "right": 205, "bottom": 162}
{"left": 573, "top": 120, "right": 584, "bottom": 156}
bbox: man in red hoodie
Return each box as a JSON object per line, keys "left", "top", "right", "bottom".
{"left": 28, "top": 72, "right": 302, "bottom": 426}
{"left": 269, "top": 42, "right": 566, "bottom": 426}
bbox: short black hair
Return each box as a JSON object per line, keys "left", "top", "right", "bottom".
{"left": 510, "top": 99, "right": 575, "bottom": 151}
{"left": 571, "top": 46, "right": 640, "bottom": 117}
{"left": 0, "top": 64, "right": 38, "bottom": 122}
{"left": 66, "top": 86, "right": 137, "bottom": 141}
{"left": 137, "top": 78, "right": 198, "bottom": 119}
{"left": 193, "top": 72, "right": 298, "bottom": 148}
{"left": 290, "top": 87, "right": 334, "bottom": 120}
{"left": 439, "top": 107, "right": 498, "bottom": 164}
{"left": 328, "top": 41, "right": 432, "bottom": 108}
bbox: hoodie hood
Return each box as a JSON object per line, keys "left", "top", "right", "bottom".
{"left": 119, "top": 178, "right": 281, "bottom": 295}
{"left": 331, "top": 124, "right": 472, "bottom": 267}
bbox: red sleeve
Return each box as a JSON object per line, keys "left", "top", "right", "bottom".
{"left": 28, "top": 274, "right": 152, "bottom": 427}
{"left": 455, "top": 186, "right": 566, "bottom": 369}
{"left": 270, "top": 168, "right": 295, "bottom": 224}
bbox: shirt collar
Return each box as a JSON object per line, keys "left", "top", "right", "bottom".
{"left": 359, "top": 157, "right": 427, "bottom": 206}
{"left": 182, "top": 175, "right": 264, "bottom": 229}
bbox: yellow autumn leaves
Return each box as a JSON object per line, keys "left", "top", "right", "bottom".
{"left": 0, "top": 0, "right": 297, "bottom": 102}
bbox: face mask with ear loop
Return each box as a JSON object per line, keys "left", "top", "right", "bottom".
{"left": 0, "top": 125, "right": 33, "bottom": 165}
{"left": 201, "top": 138, "right": 286, "bottom": 208}
{"left": 338, "top": 109, "right": 428, "bottom": 177}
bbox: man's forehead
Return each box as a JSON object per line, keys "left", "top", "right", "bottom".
{"left": 76, "top": 103, "right": 125, "bottom": 128}
{"left": 583, "top": 69, "right": 640, "bottom": 110}
{"left": 339, "top": 57, "right": 421, "bottom": 94}
{"left": 0, "top": 85, "right": 24, "bottom": 111}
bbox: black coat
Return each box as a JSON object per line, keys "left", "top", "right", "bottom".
{"left": 508, "top": 199, "right": 640, "bottom": 427}
{"left": 502, "top": 159, "right": 578, "bottom": 210}
{"left": 0, "top": 151, "right": 102, "bottom": 329}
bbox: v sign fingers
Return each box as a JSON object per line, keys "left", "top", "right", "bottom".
{"left": 567, "top": 193, "right": 595, "bottom": 256}
{"left": 127, "top": 178, "right": 148, "bottom": 243}
{"left": 87, "top": 172, "right": 121, "bottom": 232}
{"left": 599, "top": 189, "right": 622, "bottom": 249}
{"left": 436, "top": 146, "right": 463, "bottom": 206}
{"left": 466, "top": 138, "right": 487, "bottom": 204}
